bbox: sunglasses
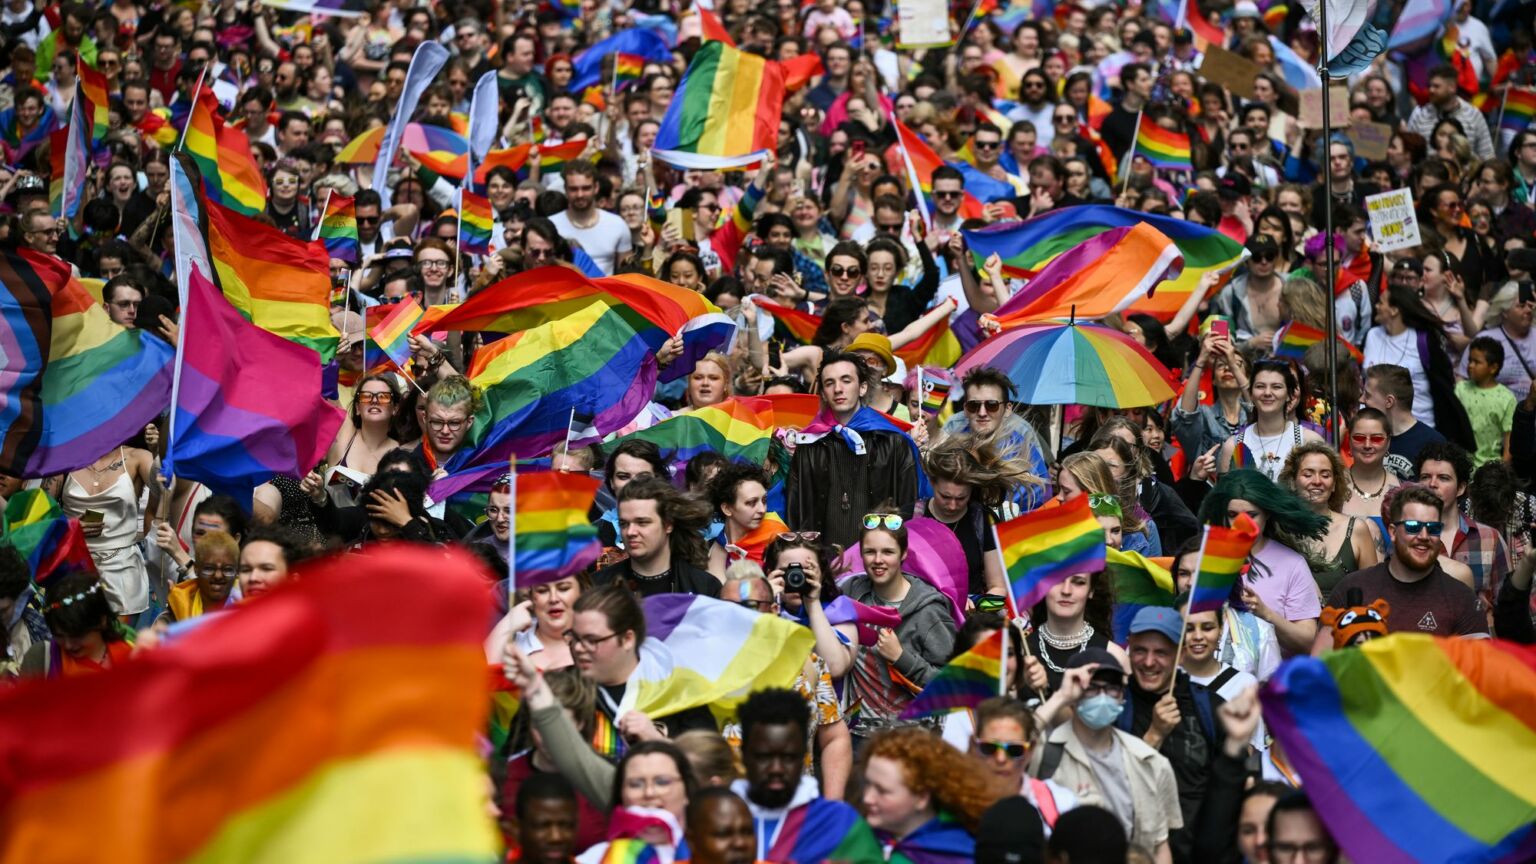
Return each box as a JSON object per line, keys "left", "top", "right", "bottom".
{"left": 933, "top": 190, "right": 963, "bottom": 200}
{"left": 965, "top": 399, "right": 1004, "bottom": 414}
{"left": 863, "top": 513, "right": 904, "bottom": 531}
{"left": 829, "top": 265, "right": 862, "bottom": 278}
{"left": 1350, "top": 432, "right": 1387, "bottom": 445}
{"left": 776, "top": 531, "right": 822, "bottom": 542}
{"left": 1251, "top": 250, "right": 1277, "bottom": 263}
{"left": 356, "top": 391, "right": 395, "bottom": 404}
{"left": 1395, "top": 519, "right": 1444, "bottom": 537}
{"left": 976, "top": 740, "right": 1031, "bottom": 760}
{"left": 974, "top": 139, "right": 1001, "bottom": 150}
{"left": 1054, "top": 115, "right": 1076, "bottom": 123}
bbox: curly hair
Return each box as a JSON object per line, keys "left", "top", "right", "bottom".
{"left": 1278, "top": 441, "right": 1350, "bottom": 513}
{"left": 1198, "top": 469, "right": 1330, "bottom": 556}
{"left": 860, "top": 728, "right": 1008, "bottom": 832}
{"left": 924, "top": 435, "right": 1041, "bottom": 509}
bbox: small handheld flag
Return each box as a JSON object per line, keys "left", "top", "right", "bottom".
{"left": 511, "top": 470, "right": 602, "bottom": 590}
{"left": 995, "top": 496, "right": 1107, "bottom": 612}
{"left": 1187, "top": 514, "right": 1259, "bottom": 614}
{"left": 457, "top": 188, "right": 495, "bottom": 256}
{"left": 316, "top": 190, "right": 360, "bottom": 265}
{"left": 1132, "top": 113, "right": 1193, "bottom": 172}
{"left": 899, "top": 629, "right": 1004, "bottom": 719}
{"left": 365, "top": 297, "right": 424, "bottom": 374}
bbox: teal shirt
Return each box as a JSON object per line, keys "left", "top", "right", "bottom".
{"left": 1454, "top": 379, "right": 1516, "bottom": 467}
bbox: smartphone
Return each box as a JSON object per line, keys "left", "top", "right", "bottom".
{"left": 768, "top": 340, "right": 782, "bottom": 370}
{"left": 665, "top": 207, "right": 695, "bottom": 243}
{"left": 850, "top": 140, "right": 867, "bottom": 162}
{"left": 80, "top": 509, "right": 105, "bottom": 525}
{"left": 1213, "top": 319, "right": 1230, "bottom": 339}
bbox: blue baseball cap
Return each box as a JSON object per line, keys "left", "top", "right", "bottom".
{"left": 1129, "top": 606, "right": 1183, "bottom": 646}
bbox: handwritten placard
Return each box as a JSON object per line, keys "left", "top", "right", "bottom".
{"left": 1298, "top": 86, "right": 1351, "bottom": 129}
{"left": 1350, "top": 120, "right": 1393, "bottom": 160}
{"left": 1366, "top": 187, "right": 1422, "bottom": 252}
{"left": 1198, "top": 45, "right": 1261, "bottom": 100}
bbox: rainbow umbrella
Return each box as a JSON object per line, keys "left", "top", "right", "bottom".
{"left": 955, "top": 321, "right": 1176, "bottom": 408}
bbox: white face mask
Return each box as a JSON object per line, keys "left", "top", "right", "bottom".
{"left": 1076, "top": 693, "right": 1124, "bottom": 730}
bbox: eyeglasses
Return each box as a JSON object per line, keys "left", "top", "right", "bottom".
{"left": 965, "top": 399, "right": 1004, "bottom": 414}
{"left": 527, "top": 247, "right": 554, "bottom": 260}
{"left": 1083, "top": 683, "right": 1124, "bottom": 698}
{"left": 974, "top": 139, "right": 1002, "bottom": 150}
{"left": 1054, "top": 114, "right": 1076, "bottom": 123}
{"left": 828, "top": 265, "right": 862, "bottom": 278}
{"left": 1394, "top": 519, "right": 1444, "bottom": 537}
{"left": 863, "top": 513, "right": 904, "bottom": 531}
{"left": 1251, "top": 251, "right": 1278, "bottom": 263}
{"left": 776, "top": 531, "right": 822, "bottom": 542}
{"left": 563, "top": 630, "right": 621, "bottom": 650}
{"left": 975, "top": 740, "right": 1031, "bottom": 759}
{"left": 357, "top": 391, "right": 395, "bottom": 404}
{"left": 933, "top": 190, "right": 963, "bottom": 200}
{"left": 109, "top": 299, "right": 140, "bottom": 309}
{"left": 427, "top": 418, "right": 466, "bottom": 432}
{"left": 419, "top": 259, "right": 450, "bottom": 270}
{"left": 622, "top": 774, "right": 681, "bottom": 794}
{"left": 356, "top": 216, "right": 380, "bottom": 225}
{"left": 1350, "top": 432, "right": 1387, "bottom": 445}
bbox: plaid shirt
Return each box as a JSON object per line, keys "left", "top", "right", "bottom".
{"left": 1452, "top": 513, "right": 1510, "bottom": 605}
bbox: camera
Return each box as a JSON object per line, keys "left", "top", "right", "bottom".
{"left": 783, "top": 563, "right": 809, "bottom": 595}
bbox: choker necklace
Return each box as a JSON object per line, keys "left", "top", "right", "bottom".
{"left": 1350, "top": 470, "right": 1388, "bottom": 500}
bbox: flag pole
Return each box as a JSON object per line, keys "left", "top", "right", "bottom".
{"left": 507, "top": 456, "right": 518, "bottom": 601}
{"left": 1121, "top": 107, "right": 1144, "bottom": 195}
{"left": 561, "top": 407, "right": 577, "bottom": 467}
{"left": 453, "top": 188, "right": 464, "bottom": 297}
{"left": 174, "top": 65, "right": 210, "bottom": 153}
{"left": 997, "top": 619, "right": 1009, "bottom": 697}
{"left": 1317, "top": 0, "right": 1340, "bottom": 445}
{"left": 1167, "top": 527, "right": 1207, "bottom": 695}
{"left": 991, "top": 522, "right": 1046, "bottom": 704}
{"left": 1495, "top": 86, "right": 1511, "bottom": 145}
{"left": 313, "top": 187, "right": 334, "bottom": 243}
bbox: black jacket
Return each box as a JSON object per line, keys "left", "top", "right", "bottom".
{"left": 786, "top": 430, "right": 919, "bottom": 551}
{"left": 592, "top": 558, "right": 721, "bottom": 598}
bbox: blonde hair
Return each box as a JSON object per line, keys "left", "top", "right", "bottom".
{"left": 674, "top": 730, "right": 742, "bottom": 786}
{"left": 1281, "top": 276, "right": 1330, "bottom": 332}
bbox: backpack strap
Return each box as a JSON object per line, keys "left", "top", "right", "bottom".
{"left": 1037, "top": 740, "right": 1068, "bottom": 781}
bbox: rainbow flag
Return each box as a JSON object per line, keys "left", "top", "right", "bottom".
{"left": 335, "top": 124, "right": 386, "bottom": 164}
{"left": 316, "top": 190, "right": 360, "bottom": 265}
{"left": 134, "top": 108, "right": 179, "bottom": 149}
{"left": 893, "top": 310, "right": 963, "bottom": 368}
{"left": 0, "top": 102, "right": 58, "bottom": 158}
{"left": 1186, "top": 0, "right": 1227, "bottom": 51}
{"left": 1107, "top": 548, "right": 1177, "bottom": 642}
{"left": 614, "top": 52, "right": 645, "bottom": 90}
{"left": 0, "top": 249, "right": 174, "bottom": 478}
{"left": 472, "top": 144, "right": 532, "bottom": 188}
{"left": 750, "top": 294, "right": 823, "bottom": 345}
{"left": 964, "top": 205, "right": 1247, "bottom": 322}
{"left": 1261, "top": 635, "right": 1536, "bottom": 864}
{"left": 0, "top": 544, "right": 501, "bottom": 861}
{"left": 184, "top": 88, "right": 267, "bottom": 217}
{"left": 365, "top": 296, "right": 423, "bottom": 373}
{"left": 1, "top": 490, "right": 94, "bottom": 584}
{"left": 533, "top": 138, "right": 591, "bottom": 175}
{"left": 1132, "top": 113, "right": 1193, "bottom": 171}
{"left": 599, "top": 840, "right": 662, "bottom": 864}
{"left": 206, "top": 197, "right": 340, "bottom": 362}
{"left": 164, "top": 266, "right": 345, "bottom": 503}
{"left": 698, "top": 6, "right": 735, "bottom": 44}
{"left": 513, "top": 470, "right": 602, "bottom": 588}
{"left": 569, "top": 30, "right": 673, "bottom": 93}
{"left": 653, "top": 41, "right": 785, "bottom": 170}
{"left": 1501, "top": 87, "right": 1536, "bottom": 132}
{"left": 995, "top": 496, "right": 1106, "bottom": 612}
{"left": 457, "top": 188, "right": 495, "bottom": 255}
{"left": 892, "top": 116, "right": 986, "bottom": 221}
{"left": 1188, "top": 514, "right": 1259, "bottom": 614}
{"left": 991, "top": 223, "right": 1183, "bottom": 325}
{"left": 899, "top": 629, "right": 1003, "bottom": 719}
{"left": 918, "top": 367, "right": 951, "bottom": 415}
{"left": 76, "top": 56, "right": 109, "bottom": 149}
{"left": 605, "top": 394, "right": 821, "bottom": 466}
{"left": 1274, "top": 321, "right": 1365, "bottom": 363}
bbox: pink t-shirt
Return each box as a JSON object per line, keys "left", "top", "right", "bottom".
{"left": 1245, "top": 539, "right": 1322, "bottom": 626}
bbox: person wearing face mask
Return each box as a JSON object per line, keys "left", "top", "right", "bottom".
{"left": 1031, "top": 648, "right": 1181, "bottom": 864}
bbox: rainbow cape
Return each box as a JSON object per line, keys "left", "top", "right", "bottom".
{"left": 653, "top": 41, "right": 785, "bottom": 170}
{"left": 316, "top": 190, "right": 360, "bottom": 265}
{"left": 457, "top": 188, "right": 495, "bottom": 255}
{"left": 0, "top": 489, "right": 94, "bottom": 584}
{"left": 365, "top": 296, "right": 423, "bottom": 373}
{"left": 900, "top": 629, "right": 1003, "bottom": 719}
{"left": 184, "top": 88, "right": 267, "bottom": 217}
{"left": 1188, "top": 514, "right": 1258, "bottom": 614}
{"left": 512, "top": 470, "right": 602, "bottom": 588}
{"left": 1274, "top": 321, "right": 1365, "bottom": 364}
{"left": 0, "top": 544, "right": 501, "bottom": 862}
{"left": 0, "top": 249, "right": 174, "bottom": 478}
{"left": 1261, "top": 634, "right": 1536, "bottom": 864}
{"left": 963, "top": 205, "right": 1247, "bottom": 322}
{"left": 1132, "top": 113, "right": 1193, "bottom": 171}
{"left": 885, "top": 812, "right": 977, "bottom": 864}
{"left": 766, "top": 796, "right": 885, "bottom": 863}
{"left": 995, "top": 496, "right": 1107, "bottom": 611}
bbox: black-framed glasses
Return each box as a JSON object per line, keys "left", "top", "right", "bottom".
{"left": 427, "top": 418, "right": 466, "bottom": 432}
{"left": 974, "top": 139, "right": 1002, "bottom": 150}
{"left": 1395, "top": 519, "right": 1444, "bottom": 537}
{"left": 933, "top": 190, "right": 963, "bottom": 200}
{"left": 863, "top": 513, "right": 904, "bottom": 531}
{"left": 975, "top": 740, "right": 1031, "bottom": 759}
{"left": 1252, "top": 250, "right": 1278, "bottom": 263}
{"left": 965, "top": 399, "right": 1004, "bottom": 414}
{"left": 196, "top": 564, "right": 238, "bottom": 577}
{"left": 829, "top": 265, "right": 862, "bottom": 278}
{"left": 563, "top": 630, "right": 620, "bottom": 650}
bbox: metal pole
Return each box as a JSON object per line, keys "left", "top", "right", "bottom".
{"left": 1317, "top": 2, "right": 1339, "bottom": 444}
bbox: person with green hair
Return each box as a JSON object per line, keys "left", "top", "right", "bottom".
{"left": 1197, "top": 469, "right": 1329, "bottom": 658}
{"left": 419, "top": 375, "right": 481, "bottom": 472}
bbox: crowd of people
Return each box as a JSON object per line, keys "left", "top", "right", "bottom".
{"left": 3, "top": 0, "right": 1536, "bottom": 860}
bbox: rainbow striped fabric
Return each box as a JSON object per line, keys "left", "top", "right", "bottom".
{"left": 653, "top": 41, "right": 786, "bottom": 170}
{"left": 900, "top": 629, "right": 1003, "bottom": 719}
{"left": 1502, "top": 87, "right": 1536, "bottom": 132}
{"left": 892, "top": 116, "right": 986, "bottom": 221}
{"left": 894, "top": 311, "right": 963, "bottom": 368}
{"left": 751, "top": 294, "right": 822, "bottom": 344}
{"left": 599, "top": 839, "right": 661, "bottom": 864}
{"left": 534, "top": 138, "right": 591, "bottom": 175}
{"left": 996, "top": 496, "right": 1107, "bottom": 611}
{"left": 917, "top": 367, "right": 951, "bottom": 415}
{"left": 0, "top": 544, "right": 501, "bottom": 861}
{"left": 316, "top": 191, "right": 359, "bottom": 265}
{"left": 991, "top": 223, "right": 1184, "bottom": 325}
{"left": 1, "top": 489, "right": 94, "bottom": 584}
{"left": 513, "top": 470, "right": 602, "bottom": 589}
{"left": 614, "top": 52, "right": 645, "bottom": 90}
{"left": 1188, "top": 514, "right": 1259, "bottom": 614}
{"left": 1274, "top": 321, "right": 1365, "bottom": 364}
{"left": 184, "top": 89, "right": 267, "bottom": 217}
{"left": 964, "top": 205, "right": 1247, "bottom": 322}
{"left": 606, "top": 394, "right": 820, "bottom": 466}
{"left": 76, "top": 57, "right": 109, "bottom": 146}
{"left": 1132, "top": 113, "right": 1193, "bottom": 171}
{"left": 457, "top": 188, "right": 495, "bottom": 255}
{"left": 335, "top": 124, "right": 385, "bottom": 164}
{"left": 1261, "top": 634, "right": 1536, "bottom": 863}
{"left": 0, "top": 249, "right": 174, "bottom": 478}
{"left": 365, "top": 296, "right": 423, "bottom": 373}
{"left": 205, "top": 198, "right": 340, "bottom": 362}
{"left": 1107, "top": 548, "right": 1177, "bottom": 642}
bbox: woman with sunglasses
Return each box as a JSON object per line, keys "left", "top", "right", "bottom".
{"left": 1421, "top": 184, "right": 1503, "bottom": 303}
{"left": 1278, "top": 442, "right": 1381, "bottom": 597}
{"left": 1211, "top": 234, "right": 1287, "bottom": 352}
{"left": 1218, "top": 360, "right": 1324, "bottom": 483}
{"left": 326, "top": 374, "right": 402, "bottom": 479}
{"left": 841, "top": 512, "right": 957, "bottom": 740}
{"left": 1340, "top": 409, "right": 1400, "bottom": 538}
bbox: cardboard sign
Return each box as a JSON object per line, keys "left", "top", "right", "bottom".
{"left": 1365, "top": 188, "right": 1422, "bottom": 252}
{"left": 1350, "top": 120, "right": 1393, "bottom": 160}
{"left": 1198, "top": 45, "right": 1261, "bottom": 100}
{"left": 896, "top": 0, "right": 953, "bottom": 48}
{"left": 1298, "top": 85, "right": 1352, "bottom": 129}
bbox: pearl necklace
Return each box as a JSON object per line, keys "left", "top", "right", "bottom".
{"left": 1038, "top": 623, "right": 1094, "bottom": 674}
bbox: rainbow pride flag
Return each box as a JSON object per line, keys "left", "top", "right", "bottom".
{"left": 458, "top": 188, "right": 495, "bottom": 255}
{"left": 991, "top": 223, "right": 1183, "bottom": 325}
{"left": 0, "top": 544, "right": 501, "bottom": 861}
{"left": 1107, "top": 548, "right": 1177, "bottom": 642}
{"left": 513, "top": 470, "right": 602, "bottom": 588}
{"left": 316, "top": 190, "right": 359, "bottom": 264}
{"left": 533, "top": 138, "right": 591, "bottom": 175}
{"left": 899, "top": 628, "right": 1003, "bottom": 719}
{"left": 917, "top": 367, "right": 951, "bottom": 415}
{"left": 205, "top": 198, "right": 340, "bottom": 362}
{"left": 1501, "top": 87, "right": 1536, "bottom": 132}
{"left": 1132, "top": 114, "right": 1193, "bottom": 171}
{"left": 1, "top": 489, "right": 94, "bottom": 584}
{"left": 964, "top": 205, "right": 1247, "bottom": 322}
{"left": 606, "top": 394, "right": 821, "bottom": 466}
{"left": 614, "top": 52, "right": 645, "bottom": 90}
{"left": 653, "top": 41, "right": 785, "bottom": 170}
{"left": 75, "top": 57, "right": 110, "bottom": 147}
{"left": 1261, "top": 635, "right": 1536, "bottom": 864}
{"left": 335, "top": 124, "right": 385, "bottom": 164}
{"left": 995, "top": 496, "right": 1107, "bottom": 611}
{"left": 365, "top": 296, "right": 423, "bottom": 373}
{"left": 0, "top": 249, "right": 174, "bottom": 478}
{"left": 1188, "top": 514, "right": 1258, "bottom": 614}
{"left": 892, "top": 116, "right": 986, "bottom": 221}
{"left": 750, "top": 294, "right": 822, "bottom": 345}
{"left": 894, "top": 310, "right": 964, "bottom": 368}
{"left": 1274, "top": 321, "right": 1365, "bottom": 364}
{"left": 184, "top": 89, "right": 267, "bottom": 217}
{"left": 600, "top": 840, "right": 662, "bottom": 864}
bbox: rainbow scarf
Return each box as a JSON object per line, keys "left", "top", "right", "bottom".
{"left": 767, "top": 796, "right": 885, "bottom": 863}
{"left": 798, "top": 406, "right": 932, "bottom": 498}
